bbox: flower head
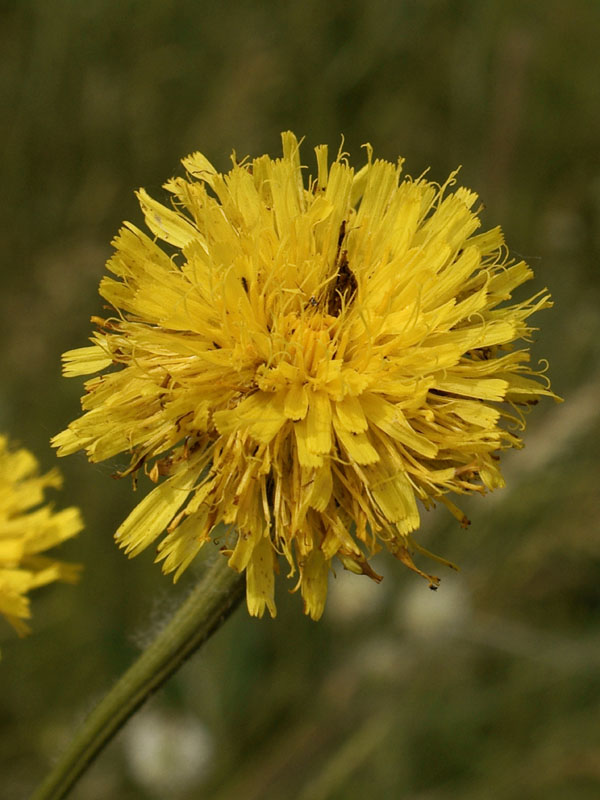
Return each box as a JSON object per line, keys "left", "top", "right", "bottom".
{"left": 53, "top": 132, "right": 556, "bottom": 619}
{"left": 0, "top": 435, "right": 82, "bottom": 635}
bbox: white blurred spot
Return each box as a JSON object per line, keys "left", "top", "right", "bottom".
{"left": 122, "top": 706, "right": 213, "bottom": 796}
{"left": 397, "top": 575, "right": 471, "bottom": 637}
{"left": 352, "top": 636, "right": 412, "bottom": 681}
{"left": 326, "top": 566, "right": 387, "bottom": 623}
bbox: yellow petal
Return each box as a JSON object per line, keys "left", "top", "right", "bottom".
{"left": 447, "top": 400, "right": 500, "bottom": 428}
{"left": 156, "top": 510, "right": 211, "bottom": 580}
{"left": 228, "top": 526, "right": 261, "bottom": 572}
{"left": 305, "top": 391, "right": 332, "bottom": 454}
{"left": 368, "top": 459, "right": 419, "bottom": 529}
{"left": 136, "top": 188, "right": 200, "bottom": 248}
{"left": 334, "top": 423, "right": 379, "bottom": 465}
{"left": 361, "top": 394, "right": 438, "bottom": 458}
{"left": 246, "top": 534, "right": 276, "bottom": 618}
{"left": 307, "top": 462, "right": 333, "bottom": 512}
{"left": 294, "top": 418, "right": 324, "bottom": 469}
{"left": 214, "top": 392, "right": 287, "bottom": 444}
{"left": 181, "top": 151, "right": 218, "bottom": 187}
{"left": 115, "top": 466, "right": 201, "bottom": 556}
{"left": 300, "top": 549, "right": 329, "bottom": 621}
{"left": 435, "top": 375, "right": 508, "bottom": 401}
{"left": 62, "top": 345, "right": 112, "bottom": 377}
{"left": 284, "top": 383, "right": 309, "bottom": 420}
{"left": 335, "top": 394, "right": 368, "bottom": 433}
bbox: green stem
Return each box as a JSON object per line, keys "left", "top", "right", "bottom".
{"left": 31, "top": 555, "right": 246, "bottom": 800}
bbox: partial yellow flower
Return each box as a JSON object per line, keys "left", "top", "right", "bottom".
{"left": 0, "top": 435, "right": 82, "bottom": 635}
{"left": 53, "top": 132, "right": 557, "bottom": 619}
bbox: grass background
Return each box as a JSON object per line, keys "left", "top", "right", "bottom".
{"left": 1, "top": 1, "right": 599, "bottom": 797}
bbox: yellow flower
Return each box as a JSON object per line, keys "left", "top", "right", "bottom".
{"left": 0, "top": 435, "right": 83, "bottom": 636}
{"left": 53, "top": 132, "right": 556, "bottom": 620}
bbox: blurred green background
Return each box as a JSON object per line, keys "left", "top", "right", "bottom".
{"left": 2, "top": 1, "right": 600, "bottom": 797}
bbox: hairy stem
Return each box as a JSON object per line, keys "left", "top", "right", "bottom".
{"left": 31, "top": 554, "right": 245, "bottom": 800}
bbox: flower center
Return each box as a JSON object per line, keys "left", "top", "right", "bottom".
{"left": 256, "top": 312, "right": 338, "bottom": 392}
{"left": 287, "top": 312, "right": 337, "bottom": 375}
